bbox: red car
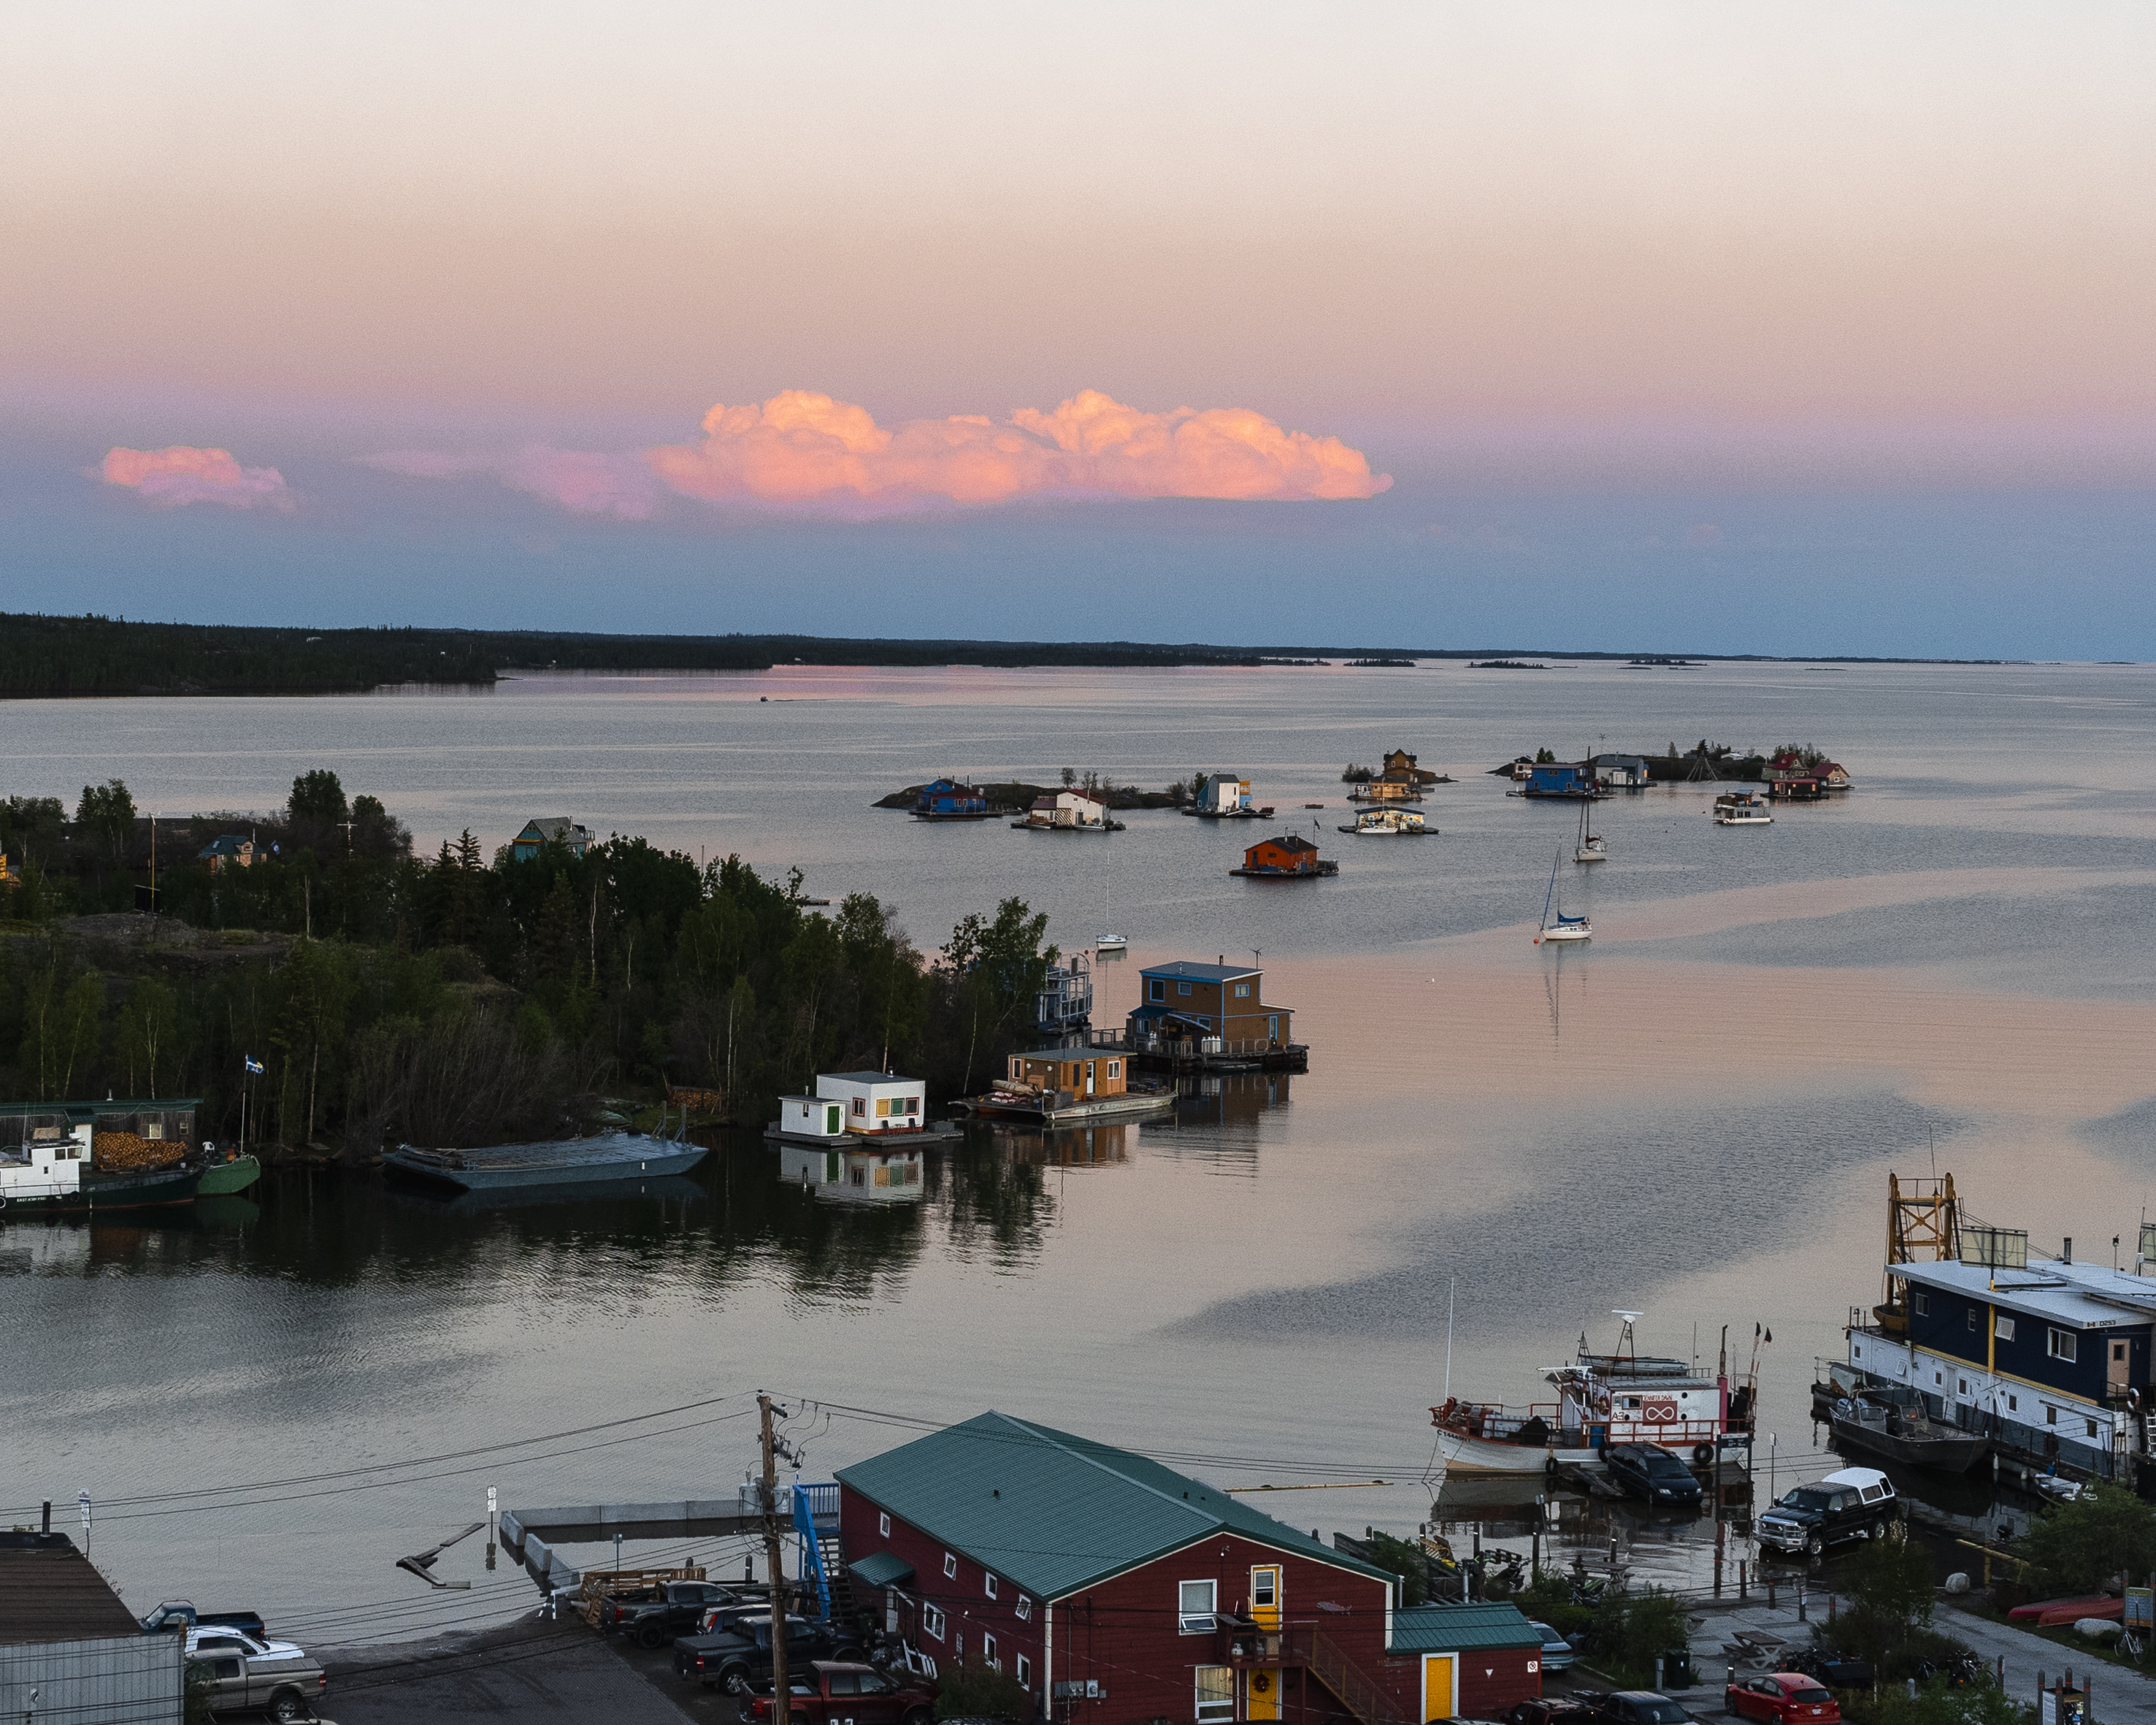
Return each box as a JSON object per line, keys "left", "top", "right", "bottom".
{"left": 1727, "top": 1674, "right": 1841, "bottom": 1725}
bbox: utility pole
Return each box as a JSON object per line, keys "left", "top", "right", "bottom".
{"left": 761, "top": 1394, "right": 789, "bottom": 1711}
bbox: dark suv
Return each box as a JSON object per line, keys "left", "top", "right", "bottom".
{"left": 1604, "top": 1444, "right": 1703, "bottom": 1507}
{"left": 1586, "top": 1693, "right": 1697, "bottom": 1725}
{"left": 673, "top": 1614, "right": 862, "bottom": 1692}
{"left": 1756, "top": 1466, "right": 1896, "bottom": 1556}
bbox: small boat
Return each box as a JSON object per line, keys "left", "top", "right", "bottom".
{"left": 1533, "top": 850, "right": 1590, "bottom": 944}
{"left": 1095, "top": 933, "right": 1127, "bottom": 954}
{"left": 1338, "top": 807, "right": 1430, "bottom": 835}
{"left": 1713, "top": 792, "right": 1773, "bottom": 826}
{"left": 1827, "top": 1391, "right": 1992, "bottom": 1475}
{"left": 383, "top": 1128, "right": 709, "bottom": 1193}
{"left": 1573, "top": 798, "right": 1606, "bottom": 863}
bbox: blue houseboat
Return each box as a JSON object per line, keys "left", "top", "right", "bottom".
{"left": 1519, "top": 762, "right": 1597, "bottom": 799}
{"left": 911, "top": 778, "right": 993, "bottom": 820}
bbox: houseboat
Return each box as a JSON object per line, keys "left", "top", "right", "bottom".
{"left": 1340, "top": 808, "right": 1430, "bottom": 835}
{"left": 1834, "top": 1174, "right": 2156, "bottom": 1486}
{"left": 1514, "top": 763, "right": 1600, "bottom": 800}
{"left": 911, "top": 779, "right": 996, "bottom": 820}
{"left": 1013, "top": 791, "right": 1122, "bottom": 832}
{"left": 1431, "top": 1315, "right": 1758, "bottom": 1475}
{"left": 1231, "top": 835, "right": 1338, "bottom": 878}
{"left": 1348, "top": 776, "right": 1424, "bottom": 805}
{"left": 0, "top": 1098, "right": 258, "bottom": 1213}
{"left": 765, "top": 1071, "right": 962, "bottom": 1147}
{"left": 1125, "top": 960, "right": 1305, "bottom": 1071}
{"left": 958, "top": 1046, "right": 1174, "bottom": 1125}
{"left": 1183, "top": 773, "right": 1273, "bottom": 818}
{"left": 1712, "top": 792, "right": 1773, "bottom": 825}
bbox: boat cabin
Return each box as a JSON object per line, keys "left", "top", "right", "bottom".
{"left": 1523, "top": 763, "right": 1592, "bottom": 798}
{"left": 775, "top": 1073, "right": 927, "bottom": 1139}
{"left": 1590, "top": 754, "right": 1651, "bottom": 790}
{"left": 913, "top": 779, "right": 988, "bottom": 816}
{"left": 1021, "top": 791, "right": 1108, "bottom": 829}
{"left": 1129, "top": 961, "right": 1292, "bottom": 1048}
{"left": 1194, "top": 773, "right": 1254, "bottom": 815}
{"left": 1238, "top": 834, "right": 1327, "bottom": 876}
{"left": 1008, "top": 1047, "right": 1127, "bottom": 1098}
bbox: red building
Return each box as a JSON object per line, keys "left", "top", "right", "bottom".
{"left": 1233, "top": 836, "right": 1335, "bottom": 878}
{"left": 835, "top": 1412, "right": 1541, "bottom": 1725}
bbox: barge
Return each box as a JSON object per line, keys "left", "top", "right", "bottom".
{"left": 383, "top": 1128, "right": 708, "bottom": 1193}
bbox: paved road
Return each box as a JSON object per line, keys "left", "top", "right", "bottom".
{"left": 321, "top": 1618, "right": 700, "bottom": 1724}
{"left": 1675, "top": 1596, "right": 2156, "bottom": 1725}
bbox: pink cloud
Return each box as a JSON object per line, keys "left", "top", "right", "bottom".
{"left": 101, "top": 445, "right": 293, "bottom": 510}
{"left": 372, "top": 391, "right": 1389, "bottom": 519}
{"left": 649, "top": 389, "right": 1391, "bottom": 507}
{"left": 364, "top": 446, "right": 659, "bottom": 519}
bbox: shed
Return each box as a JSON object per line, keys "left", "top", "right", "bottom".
{"left": 0, "top": 1531, "right": 181, "bottom": 1724}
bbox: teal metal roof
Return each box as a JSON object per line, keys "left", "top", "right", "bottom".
{"left": 1386, "top": 1603, "right": 1543, "bottom": 1655}
{"left": 835, "top": 1411, "right": 1395, "bottom": 1602}
{"left": 848, "top": 1551, "right": 916, "bottom": 1588}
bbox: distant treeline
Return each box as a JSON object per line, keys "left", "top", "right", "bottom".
{"left": 0, "top": 613, "right": 2000, "bottom": 696}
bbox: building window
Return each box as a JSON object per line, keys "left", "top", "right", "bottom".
{"left": 851, "top": 1097, "right": 866, "bottom": 1117}
{"left": 944, "top": 1553, "right": 958, "bottom": 1579}
{"left": 1234, "top": 983, "right": 1251, "bottom": 998}
{"left": 1178, "top": 982, "right": 1192, "bottom": 996}
{"left": 2046, "top": 1406, "right": 2059, "bottom": 1426}
{"left": 982, "top": 1632, "right": 997, "bottom": 1669}
{"left": 1148, "top": 979, "right": 1165, "bottom": 1002}
{"left": 1179, "top": 1578, "right": 1218, "bottom": 1633}
{"left": 1958, "top": 1379, "right": 1968, "bottom": 1395}
{"left": 2009, "top": 1394, "right": 2019, "bottom": 1412}
{"left": 1107, "top": 1061, "right": 1120, "bottom": 1079}
{"left": 922, "top": 1604, "right": 946, "bottom": 1640}
{"left": 905, "top": 1097, "right": 920, "bottom": 1114}
{"left": 879, "top": 1512, "right": 891, "bottom": 1537}
{"left": 985, "top": 1574, "right": 999, "bottom": 1600}
{"left": 1996, "top": 1316, "right": 2016, "bottom": 1342}
{"left": 1017, "top": 1653, "right": 1032, "bottom": 1688}
{"left": 1195, "top": 1666, "right": 1234, "bottom": 1723}
{"left": 1016, "top": 1595, "right": 1032, "bottom": 1622}
{"left": 876, "top": 1098, "right": 892, "bottom": 1117}
{"left": 2088, "top": 1419, "right": 2100, "bottom": 1437}
{"left": 2049, "top": 1328, "right": 2079, "bottom": 1363}
{"left": 1913, "top": 1292, "right": 1929, "bottom": 1316}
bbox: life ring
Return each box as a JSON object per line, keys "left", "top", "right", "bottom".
{"left": 1692, "top": 1442, "right": 1714, "bottom": 1466}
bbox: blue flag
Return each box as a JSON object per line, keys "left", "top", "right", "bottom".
{"left": 244, "top": 1055, "right": 265, "bottom": 1076}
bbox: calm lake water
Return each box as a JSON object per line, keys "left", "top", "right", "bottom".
{"left": 6, "top": 661, "right": 2156, "bottom": 1640}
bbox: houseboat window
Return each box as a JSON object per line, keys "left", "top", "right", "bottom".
{"left": 1178, "top": 982, "right": 1192, "bottom": 997}
{"left": 2088, "top": 1419, "right": 2100, "bottom": 1437}
{"left": 1016, "top": 1653, "right": 1032, "bottom": 1688}
{"left": 1106, "top": 1062, "right": 1119, "bottom": 1079}
{"left": 985, "top": 1573, "right": 999, "bottom": 1599}
{"left": 1148, "top": 979, "right": 1165, "bottom": 1002}
{"left": 2045, "top": 1406, "right": 2058, "bottom": 1426}
{"left": 1178, "top": 1579, "right": 1218, "bottom": 1632}
{"left": 852, "top": 1097, "right": 867, "bottom": 1117}
{"left": 2008, "top": 1394, "right": 2018, "bottom": 1412}
{"left": 1913, "top": 1292, "right": 1928, "bottom": 1316}
{"left": 944, "top": 1553, "right": 959, "bottom": 1578}
{"left": 2048, "top": 1329, "right": 2078, "bottom": 1363}
{"left": 1234, "top": 984, "right": 1251, "bottom": 998}
{"left": 1194, "top": 1667, "right": 1234, "bottom": 1723}
{"left": 879, "top": 1512, "right": 891, "bottom": 1537}
{"left": 1996, "top": 1317, "right": 2015, "bottom": 1342}
{"left": 905, "top": 1097, "right": 920, "bottom": 1113}
{"left": 923, "top": 1604, "right": 946, "bottom": 1640}
{"left": 877, "top": 1098, "right": 892, "bottom": 1117}
{"left": 1957, "top": 1380, "right": 1968, "bottom": 1395}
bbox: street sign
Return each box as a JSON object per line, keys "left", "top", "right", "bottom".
{"left": 77, "top": 1491, "right": 91, "bottom": 1530}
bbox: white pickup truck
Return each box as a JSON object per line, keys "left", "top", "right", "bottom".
{"left": 185, "top": 1625, "right": 329, "bottom": 1721}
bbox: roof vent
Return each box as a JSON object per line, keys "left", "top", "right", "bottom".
{"left": 2064, "top": 1237, "right": 2073, "bottom": 1264}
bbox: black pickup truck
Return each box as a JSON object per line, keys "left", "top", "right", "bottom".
{"left": 599, "top": 1580, "right": 740, "bottom": 1648}
{"left": 673, "top": 1614, "right": 863, "bottom": 1693}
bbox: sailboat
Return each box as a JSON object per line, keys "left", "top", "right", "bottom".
{"left": 1095, "top": 849, "right": 1127, "bottom": 954}
{"left": 1533, "top": 849, "right": 1591, "bottom": 944}
{"left": 1573, "top": 796, "right": 1606, "bottom": 862}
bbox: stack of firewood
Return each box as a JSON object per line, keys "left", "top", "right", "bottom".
{"left": 93, "top": 1131, "right": 185, "bottom": 1171}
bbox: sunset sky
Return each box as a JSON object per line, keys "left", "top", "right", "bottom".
{"left": 7, "top": 3, "right": 2154, "bottom": 655}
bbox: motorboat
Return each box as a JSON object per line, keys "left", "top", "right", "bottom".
{"left": 1713, "top": 792, "right": 1773, "bottom": 826}
{"left": 1338, "top": 807, "right": 1430, "bottom": 835}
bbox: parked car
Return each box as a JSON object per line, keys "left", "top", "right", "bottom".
{"left": 1582, "top": 1691, "right": 1697, "bottom": 1725}
{"left": 747, "top": 1660, "right": 937, "bottom": 1725}
{"left": 1505, "top": 1704, "right": 1597, "bottom": 1725}
{"left": 185, "top": 1631, "right": 328, "bottom": 1723}
{"left": 674, "top": 1613, "right": 863, "bottom": 1691}
{"left": 1604, "top": 1444, "right": 1704, "bottom": 1507}
{"left": 1527, "top": 1621, "right": 1575, "bottom": 1674}
{"left": 600, "top": 1580, "right": 740, "bottom": 1648}
{"left": 1755, "top": 1466, "right": 1897, "bottom": 1556}
{"left": 1725, "top": 1674, "right": 1841, "bottom": 1724}
{"left": 1783, "top": 1650, "right": 1872, "bottom": 1691}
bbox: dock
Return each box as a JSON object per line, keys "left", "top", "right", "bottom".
{"left": 1100, "top": 1027, "right": 1309, "bottom": 1075}
{"left": 499, "top": 1484, "right": 840, "bottom": 1595}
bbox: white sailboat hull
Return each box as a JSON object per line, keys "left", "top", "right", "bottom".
{"left": 1536, "top": 925, "right": 1591, "bottom": 942}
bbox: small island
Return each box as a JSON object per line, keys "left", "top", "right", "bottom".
{"left": 1468, "top": 659, "right": 1548, "bottom": 669}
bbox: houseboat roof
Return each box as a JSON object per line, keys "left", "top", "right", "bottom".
{"left": 1139, "top": 961, "right": 1260, "bottom": 982}
{"left": 0, "top": 1097, "right": 201, "bottom": 1122}
{"left": 1259, "top": 834, "right": 1319, "bottom": 853}
{"left": 1016, "top": 1045, "right": 1127, "bottom": 1061}
{"left": 1892, "top": 1256, "right": 2156, "bottom": 1329}
{"left": 821, "top": 1071, "right": 917, "bottom": 1087}
{"left": 835, "top": 1410, "right": 1393, "bottom": 1601}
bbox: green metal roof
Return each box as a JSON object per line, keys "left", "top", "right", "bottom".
{"left": 835, "top": 1411, "right": 1395, "bottom": 1602}
{"left": 1386, "top": 1603, "right": 1543, "bottom": 1655}
{"left": 848, "top": 1551, "right": 916, "bottom": 1588}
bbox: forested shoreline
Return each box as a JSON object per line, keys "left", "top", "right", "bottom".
{"left": 0, "top": 773, "right": 1057, "bottom": 1160}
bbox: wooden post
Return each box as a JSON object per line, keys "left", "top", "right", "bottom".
{"left": 762, "top": 1394, "right": 789, "bottom": 1710}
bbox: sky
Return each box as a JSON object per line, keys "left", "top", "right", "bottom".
{"left": 4, "top": 2, "right": 2155, "bottom": 656}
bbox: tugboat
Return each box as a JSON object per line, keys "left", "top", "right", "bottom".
{"left": 0, "top": 1101, "right": 253, "bottom": 1213}
{"left": 1430, "top": 1312, "right": 1759, "bottom": 1475}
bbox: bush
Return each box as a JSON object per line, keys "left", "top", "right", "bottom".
{"left": 1838, "top": 1680, "right": 2034, "bottom": 1725}
{"left": 1589, "top": 1586, "right": 1690, "bottom": 1687}
{"left": 935, "top": 1656, "right": 1032, "bottom": 1722}
{"left": 1814, "top": 1535, "right": 1948, "bottom": 1681}
{"left": 1365, "top": 1531, "right": 1429, "bottom": 1607}
{"left": 2015, "top": 1481, "right": 2156, "bottom": 1599}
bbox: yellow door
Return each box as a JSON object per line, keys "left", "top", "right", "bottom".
{"left": 1250, "top": 1565, "right": 1281, "bottom": 1631}
{"left": 1247, "top": 1668, "right": 1281, "bottom": 1721}
{"left": 1422, "top": 1655, "right": 1457, "bottom": 1723}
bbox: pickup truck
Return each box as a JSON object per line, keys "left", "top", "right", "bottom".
{"left": 184, "top": 1628, "right": 329, "bottom": 1722}
{"left": 142, "top": 1600, "right": 270, "bottom": 1640}
{"left": 599, "top": 1580, "right": 741, "bottom": 1648}
{"left": 673, "top": 1614, "right": 864, "bottom": 1692}
{"left": 748, "top": 1661, "right": 936, "bottom": 1725}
